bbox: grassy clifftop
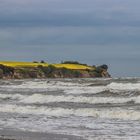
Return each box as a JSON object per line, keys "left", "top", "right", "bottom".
{"left": 0, "top": 61, "right": 94, "bottom": 70}
{"left": 0, "top": 61, "right": 110, "bottom": 79}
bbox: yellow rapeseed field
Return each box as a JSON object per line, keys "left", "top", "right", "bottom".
{"left": 0, "top": 61, "right": 94, "bottom": 70}
{"left": 0, "top": 61, "right": 49, "bottom": 67}
{"left": 54, "top": 64, "right": 93, "bottom": 70}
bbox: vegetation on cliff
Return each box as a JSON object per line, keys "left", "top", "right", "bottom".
{"left": 0, "top": 61, "right": 92, "bottom": 70}
{"left": 0, "top": 61, "right": 111, "bottom": 79}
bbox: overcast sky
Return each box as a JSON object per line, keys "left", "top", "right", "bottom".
{"left": 0, "top": 0, "right": 140, "bottom": 76}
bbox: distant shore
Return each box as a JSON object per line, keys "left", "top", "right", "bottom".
{"left": 0, "top": 61, "right": 111, "bottom": 79}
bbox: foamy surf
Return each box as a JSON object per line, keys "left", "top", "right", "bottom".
{"left": 107, "top": 82, "right": 140, "bottom": 91}
{"left": 1, "top": 80, "right": 140, "bottom": 94}
{"left": 1, "top": 78, "right": 140, "bottom": 140}
{"left": 0, "top": 92, "right": 140, "bottom": 105}
{"left": 0, "top": 104, "right": 140, "bottom": 120}
{"left": 19, "top": 94, "right": 140, "bottom": 104}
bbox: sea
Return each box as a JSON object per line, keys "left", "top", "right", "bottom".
{"left": 0, "top": 78, "right": 140, "bottom": 140}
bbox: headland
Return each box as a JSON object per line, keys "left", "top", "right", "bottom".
{"left": 0, "top": 61, "right": 111, "bottom": 79}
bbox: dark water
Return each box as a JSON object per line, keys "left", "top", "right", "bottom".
{"left": 0, "top": 78, "right": 140, "bottom": 140}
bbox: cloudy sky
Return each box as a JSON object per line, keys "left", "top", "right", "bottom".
{"left": 0, "top": 0, "right": 140, "bottom": 76}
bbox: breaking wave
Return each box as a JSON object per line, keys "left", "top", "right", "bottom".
{"left": 1, "top": 79, "right": 140, "bottom": 119}
{"left": 0, "top": 104, "right": 140, "bottom": 120}
{"left": 1, "top": 78, "right": 140, "bottom": 139}
{"left": 1, "top": 80, "right": 140, "bottom": 95}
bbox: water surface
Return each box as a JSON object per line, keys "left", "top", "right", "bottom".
{"left": 0, "top": 78, "right": 140, "bottom": 140}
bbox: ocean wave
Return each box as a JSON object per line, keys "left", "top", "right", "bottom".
{"left": 19, "top": 94, "right": 139, "bottom": 104}
{"left": 0, "top": 93, "right": 25, "bottom": 100}
{"left": 107, "top": 82, "right": 140, "bottom": 91}
{"left": 0, "top": 92, "right": 140, "bottom": 105}
{"left": 0, "top": 80, "right": 107, "bottom": 94}
{"left": 1, "top": 80, "right": 140, "bottom": 95}
{"left": 0, "top": 104, "right": 140, "bottom": 120}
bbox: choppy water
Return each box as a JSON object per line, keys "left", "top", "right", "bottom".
{"left": 0, "top": 78, "right": 140, "bottom": 140}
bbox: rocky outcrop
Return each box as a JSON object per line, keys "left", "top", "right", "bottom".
{"left": 0, "top": 64, "right": 14, "bottom": 79}
{"left": 94, "top": 64, "right": 111, "bottom": 78}
{"left": 0, "top": 64, "right": 111, "bottom": 79}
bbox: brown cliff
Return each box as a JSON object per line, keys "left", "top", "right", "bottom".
{"left": 0, "top": 64, "right": 111, "bottom": 79}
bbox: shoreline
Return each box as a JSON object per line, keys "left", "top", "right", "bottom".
{"left": 0, "top": 129, "right": 85, "bottom": 140}
{"left": 0, "top": 63, "right": 111, "bottom": 79}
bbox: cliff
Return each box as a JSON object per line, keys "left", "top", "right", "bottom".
{"left": 0, "top": 63, "right": 111, "bottom": 79}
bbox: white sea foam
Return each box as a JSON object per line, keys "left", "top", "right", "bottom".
{"left": 1, "top": 79, "right": 140, "bottom": 140}
{"left": 0, "top": 80, "right": 106, "bottom": 94}
{"left": 0, "top": 92, "right": 139, "bottom": 105}
{"left": 0, "top": 81, "right": 85, "bottom": 88}
{"left": 107, "top": 82, "right": 140, "bottom": 91}
{"left": 0, "top": 93, "right": 25, "bottom": 100}
{"left": 1, "top": 80, "right": 140, "bottom": 94}
{"left": 64, "top": 86, "right": 106, "bottom": 94}
{"left": 0, "top": 81, "right": 137, "bottom": 93}
{"left": 19, "top": 94, "right": 138, "bottom": 104}
{"left": 0, "top": 104, "right": 140, "bottom": 120}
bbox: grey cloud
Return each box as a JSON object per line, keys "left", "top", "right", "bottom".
{"left": 0, "top": 11, "right": 139, "bottom": 28}
{"left": 1, "top": 26, "right": 140, "bottom": 46}
{"left": 0, "top": 0, "right": 140, "bottom": 27}
{"left": 0, "top": 0, "right": 140, "bottom": 76}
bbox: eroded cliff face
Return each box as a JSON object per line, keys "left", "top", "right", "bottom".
{"left": 0, "top": 64, "right": 111, "bottom": 79}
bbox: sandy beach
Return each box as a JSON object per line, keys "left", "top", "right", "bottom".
{"left": 0, "top": 129, "right": 85, "bottom": 140}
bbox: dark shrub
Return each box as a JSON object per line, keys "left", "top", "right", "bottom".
{"left": 61, "top": 61, "right": 88, "bottom": 66}
{"left": 73, "top": 70, "right": 81, "bottom": 77}
{"left": 33, "top": 61, "right": 38, "bottom": 63}
{"left": 38, "top": 65, "right": 57, "bottom": 77}
{"left": 0, "top": 64, "right": 14, "bottom": 75}
{"left": 40, "top": 60, "right": 45, "bottom": 63}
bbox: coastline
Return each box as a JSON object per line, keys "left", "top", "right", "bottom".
{"left": 0, "top": 62, "right": 110, "bottom": 140}
{"left": 0, "top": 129, "right": 85, "bottom": 140}
{"left": 0, "top": 62, "right": 111, "bottom": 79}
